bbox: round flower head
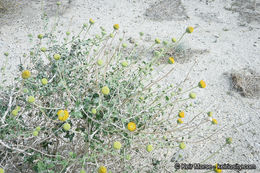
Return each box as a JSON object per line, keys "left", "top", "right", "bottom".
{"left": 226, "top": 137, "right": 232, "bottom": 144}
{"left": 98, "top": 166, "right": 107, "bottom": 173}
{"left": 146, "top": 144, "right": 153, "bottom": 152}
{"left": 66, "top": 31, "right": 70, "bottom": 35}
{"left": 0, "top": 168, "right": 4, "bottom": 173}
{"left": 11, "top": 109, "right": 18, "bottom": 116}
{"left": 53, "top": 54, "right": 61, "bottom": 60}
{"left": 97, "top": 59, "right": 104, "bottom": 66}
{"left": 155, "top": 38, "right": 161, "bottom": 44}
{"left": 177, "top": 118, "right": 183, "bottom": 124}
{"left": 127, "top": 122, "right": 136, "bottom": 132}
{"left": 80, "top": 169, "right": 86, "bottom": 173}
{"left": 178, "top": 111, "right": 185, "bottom": 118}
{"left": 168, "top": 57, "right": 175, "bottom": 64}
{"left": 38, "top": 34, "right": 43, "bottom": 39}
{"left": 22, "top": 70, "right": 31, "bottom": 79}
{"left": 113, "top": 24, "right": 119, "bottom": 30}
{"left": 121, "top": 61, "right": 128, "bottom": 67}
{"left": 207, "top": 111, "right": 213, "bottom": 117}
{"left": 56, "top": 1, "right": 61, "bottom": 5}
{"left": 32, "top": 130, "right": 38, "bottom": 137}
{"left": 113, "top": 141, "right": 122, "bottom": 150}
{"left": 186, "top": 26, "right": 194, "bottom": 34}
{"left": 41, "top": 78, "right": 48, "bottom": 85}
{"left": 212, "top": 118, "right": 218, "bottom": 125}
{"left": 63, "top": 123, "right": 71, "bottom": 131}
{"left": 91, "top": 108, "right": 97, "bottom": 114}
{"left": 4, "top": 52, "right": 9, "bottom": 56}
{"left": 35, "top": 126, "right": 41, "bottom": 131}
{"left": 214, "top": 164, "right": 222, "bottom": 173}
{"left": 172, "top": 37, "right": 177, "bottom": 43}
{"left": 89, "top": 18, "right": 95, "bottom": 25}
{"left": 198, "top": 80, "right": 206, "bottom": 88}
{"left": 16, "top": 106, "right": 21, "bottom": 111}
{"left": 109, "top": 33, "right": 114, "bottom": 38}
{"left": 101, "top": 86, "right": 110, "bottom": 95}
{"left": 27, "top": 96, "right": 35, "bottom": 103}
{"left": 40, "top": 47, "right": 47, "bottom": 52}
{"left": 122, "top": 43, "right": 127, "bottom": 48}
{"left": 189, "top": 92, "right": 196, "bottom": 99}
{"left": 179, "top": 142, "right": 186, "bottom": 149}
{"left": 57, "top": 110, "right": 69, "bottom": 121}
{"left": 163, "top": 40, "right": 168, "bottom": 46}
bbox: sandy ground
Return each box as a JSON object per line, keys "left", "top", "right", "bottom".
{"left": 1, "top": 0, "right": 260, "bottom": 172}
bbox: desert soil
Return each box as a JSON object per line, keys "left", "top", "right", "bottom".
{"left": 0, "top": 0, "right": 260, "bottom": 172}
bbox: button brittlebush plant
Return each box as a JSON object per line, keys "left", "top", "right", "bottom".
{"left": 0, "top": 6, "right": 231, "bottom": 172}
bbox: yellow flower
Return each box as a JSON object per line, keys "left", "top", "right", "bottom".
{"left": 186, "top": 26, "right": 194, "bottom": 33}
{"left": 179, "top": 142, "right": 186, "bottom": 149}
{"left": 212, "top": 118, "right": 218, "bottom": 125}
{"left": 11, "top": 109, "right": 18, "bottom": 116}
{"left": 113, "top": 141, "right": 122, "bottom": 150}
{"left": 91, "top": 108, "right": 97, "bottom": 114}
{"left": 0, "top": 168, "right": 4, "bottom": 173}
{"left": 189, "top": 92, "right": 196, "bottom": 99}
{"left": 22, "top": 70, "right": 31, "bottom": 79}
{"left": 80, "top": 169, "right": 86, "bottom": 173}
{"left": 155, "top": 38, "right": 161, "bottom": 44}
{"left": 168, "top": 57, "right": 175, "bottom": 64}
{"left": 177, "top": 118, "right": 183, "bottom": 124}
{"left": 121, "top": 61, "right": 128, "bottom": 67}
{"left": 38, "top": 34, "right": 43, "bottom": 39}
{"left": 27, "top": 96, "right": 35, "bottom": 103}
{"left": 97, "top": 59, "right": 104, "bottom": 66}
{"left": 172, "top": 37, "right": 177, "bottom": 43}
{"left": 41, "top": 78, "right": 48, "bottom": 85}
{"left": 113, "top": 24, "right": 119, "bottom": 30}
{"left": 89, "top": 18, "right": 95, "bottom": 25}
{"left": 127, "top": 122, "right": 136, "bottom": 132}
{"left": 214, "top": 164, "right": 222, "bottom": 173}
{"left": 32, "top": 130, "right": 38, "bottom": 137}
{"left": 41, "top": 47, "right": 47, "bottom": 52}
{"left": 198, "top": 80, "right": 206, "bottom": 88}
{"left": 101, "top": 86, "right": 110, "bottom": 95}
{"left": 53, "top": 54, "right": 61, "bottom": 60}
{"left": 57, "top": 110, "right": 69, "bottom": 121}
{"left": 98, "top": 166, "right": 107, "bottom": 173}
{"left": 178, "top": 111, "right": 185, "bottom": 118}
{"left": 63, "top": 123, "right": 71, "bottom": 131}
{"left": 146, "top": 144, "right": 153, "bottom": 152}
{"left": 207, "top": 111, "right": 213, "bottom": 117}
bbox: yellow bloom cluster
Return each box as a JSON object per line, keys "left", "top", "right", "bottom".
{"left": 212, "top": 118, "right": 218, "bottom": 125}
{"left": 186, "top": 26, "right": 194, "bottom": 33}
{"left": 178, "top": 111, "right": 185, "bottom": 118}
{"left": 57, "top": 110, "right": 69, "bottom": 121}
{"left": 177, "top": 118, "right": 183, "bottom": 124}
{"left": 168, "top": 57, "right": 175, "bottom": 64}
{"left": 113, "top": 24, "right": 119, "bottom": 30}
{"left": 198, "top": 80, "right": 206, "bottom": 88}
{"left": 127, "top": 122, "right": 136, "bottom": 132}
{"left": 98, "top": 166, "right": 107, "bottom": 173}
{"left": 214, "top": 164, "right": 222, "bottom": 173}
{"left": 22, "top": 70, "right": 31, "bottom": 79}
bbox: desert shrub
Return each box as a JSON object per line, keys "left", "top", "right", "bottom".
{"left": 0, "top": 3, "right": 232, "bottom": 173}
